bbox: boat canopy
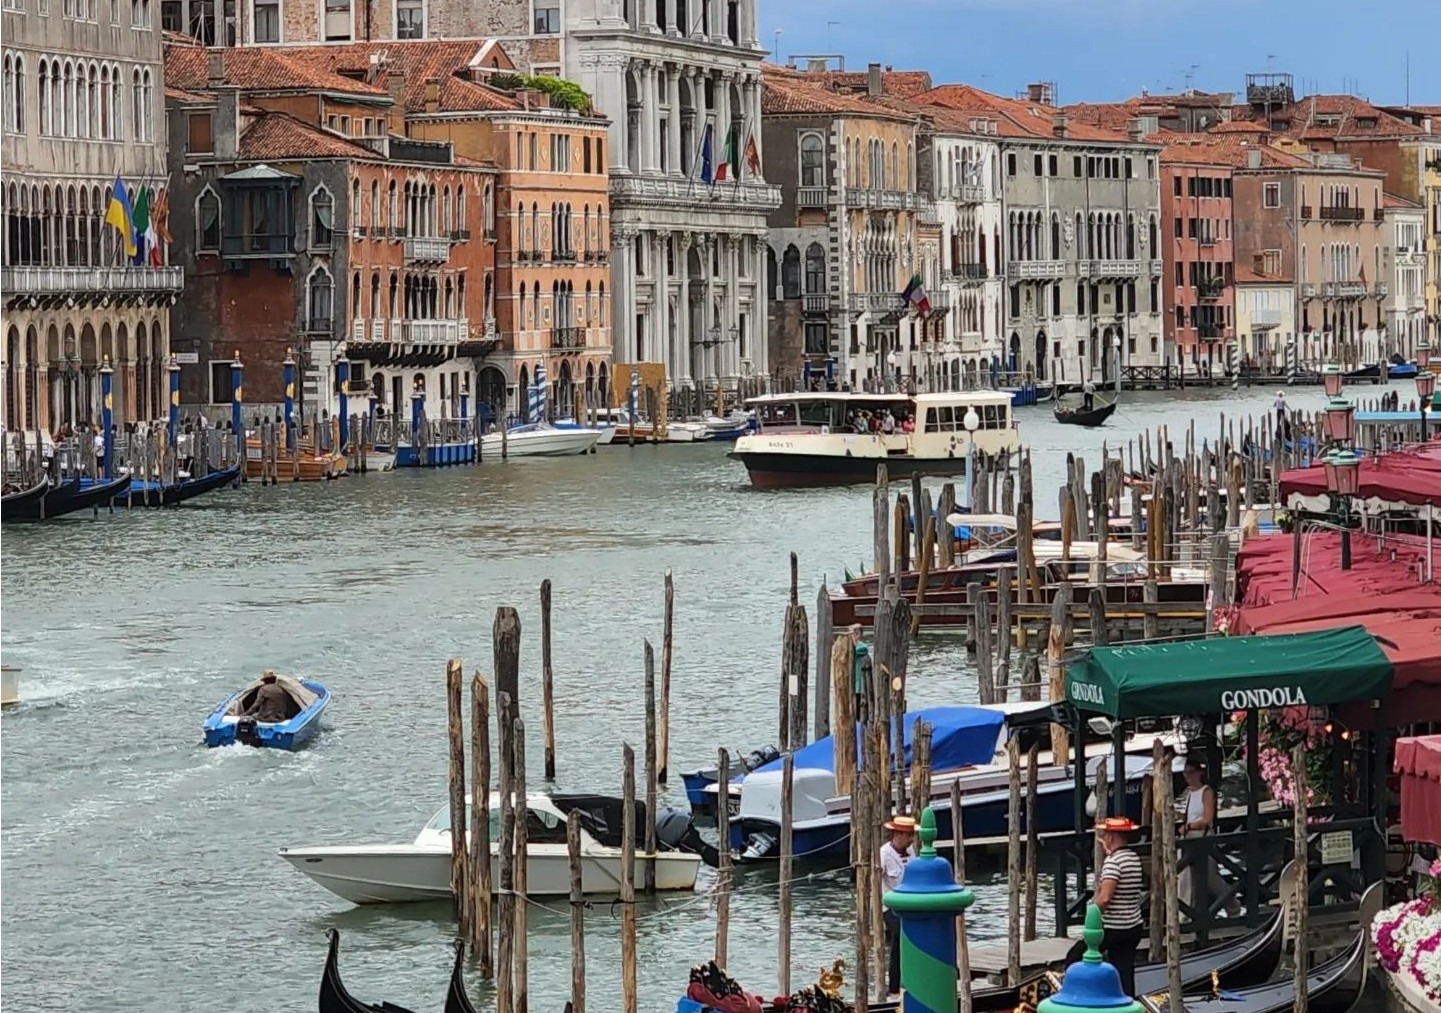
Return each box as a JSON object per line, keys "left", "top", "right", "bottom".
{"left": 1065, "top": 626, "right": 1394, "bottom": 719}
{"left": 1395, "top": 735, "right": 1441, "bottom": 846}
{"left": 753, "top": 705, "right": 1007, "bottom": 774}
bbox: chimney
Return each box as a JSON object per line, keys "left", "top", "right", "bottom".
{"left": 805, "top": 57, "right": 827, "bottom": 73}
{"left": 424, "top": 77, "right": 440, "bottom": 112}
{"left": 1052, "top": 114, "right": 1069, "bottom": 139}
{"left": 214, "top": 88, "right": 239, "bottom": 161}
{"left": 1026, "top": 82, "right": 1053, "bottom": 106}
{"left": 1125, "top": 117, "right": 1145, "bottom": 142}
{"left": 1423, "top": 116, "right": 1433, "bottom": 135}
{"left": 1246, "top": 148, "right": 1262, "bottom": 169}
{"left": 207, "top": 50, "right": 226, "bottom": 89}
{"left": 867, "top": 62, "right": 882, "bottom": 98}
{"left": 386, "top": 68, "right": 407, "bottom": 109}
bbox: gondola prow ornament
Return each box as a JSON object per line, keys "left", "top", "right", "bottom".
{"left": 882, "top": 806, "right": 975, "bottom": 1013}
{"left": 1039, "top": 905, "right": 1143, "bottom": 1013}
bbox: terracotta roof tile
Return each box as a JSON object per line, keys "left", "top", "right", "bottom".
{"left": 761, "top": 68, "right": 916, "bottom": 121}
{"left": 1154, "top": 133, "right": 1311, "bottom": 169}
{"left": 1209, "top": 120, "right": 1268, "bottom": 135}
{"left": 813, "top": 69, "right": 934, "bottom": 99}
{"left": 909, "top": 85, "right": 1139, "bottom": 143}
{"left": 166, "top": 45, "right": 389, "bottom": 97}
{"left": 1234, "top": 264, "right": 1293, "bottom": 284}
{"left": 269, "top": 41, "right": 526, "bottom": 114}
{"left": 1265, "top": 95, "right": 1425, "bottom": 141}
{"left": 237, "top": 112, "right": 385, "bottom": 161}
{"left": 165, "top": 85, "right": 213, "bottom": 103}
{"left": 1384, "top": 191, "right": 1423, "bottom": 209}
{"left": 1061, "top": 99, "right": 1148, "bottom": 134}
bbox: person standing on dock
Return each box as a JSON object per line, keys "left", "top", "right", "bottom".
{"left": 1083, "top": 379, "right": 1096, "bottom": 412}
{"left": 880, "top": 814, "right": 918, "bottom": 998}
{"left": 1068, "top": 817, "right": 1145, "bottom": 997}
{"left": 1177, "top": 757, "right": 1241, "bottom": 920}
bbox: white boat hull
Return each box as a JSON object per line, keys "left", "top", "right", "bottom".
{"left": 481, "top": 428, "right": 601, "bottom": 457}
{"left": 278, "top": 843, "right": 701, "bottom": 904}
{"left": 1, "top": 666, "right": 19, "bottom": 707}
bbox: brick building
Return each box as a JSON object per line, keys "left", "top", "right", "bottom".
{"left": 163, "top": 42, "right": 499, "bottom": 416}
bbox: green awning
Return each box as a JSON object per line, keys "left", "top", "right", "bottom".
{"left": 1065, "top": 626, "right": 1394, "bottom": 719}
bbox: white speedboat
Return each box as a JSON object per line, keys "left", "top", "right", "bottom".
{"left": 665, "top": 420, "right": 712, "bottom": 443}
{"left": 481, "top": 422, "right": 601, "bottom": 457}
{"left": 552, "top": 417, "right": 617, "bottom": 445}
{"left": 279, "top": 792, "right": 706, "bottom": 905}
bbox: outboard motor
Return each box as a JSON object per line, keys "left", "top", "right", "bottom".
{"left": 741, "top": 745, "right": 780, "bottom": 772}
{"left": 235, "top": 717, "right": 262, "bottom": 748}
{"left": 656, "top": 807, "right": 721, "bottom": 868}
{"left": 740, "top": 831, "right": 777, "bottom": 861}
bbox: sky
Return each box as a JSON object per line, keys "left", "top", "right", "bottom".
{"left": 768, "top": 0, "right": 1441, "bottom": 108}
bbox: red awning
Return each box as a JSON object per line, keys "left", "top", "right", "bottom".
{"left": 1395, "top": 735, "right": 1441, "bottom": 845}
{"left": 1280, "top": 454, "right": 1441, "bottom": 506}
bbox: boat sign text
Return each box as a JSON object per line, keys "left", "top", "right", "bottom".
{"left": 1070, "top": 682, "right": 1106, "bottom": 706}
{"left": 1219, "top": 687, "right": 1308, "bottom": 710}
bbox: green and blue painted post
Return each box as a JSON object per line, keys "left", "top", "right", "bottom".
{"left": 229, "top": 351, "right": 244, "bottom": 467}
{"left": 1038, "top": 905, "right": 1144, "bottom": 1013}
{"left": 336, "top": 350, "right": 351, "bottom": 452}
{"left": 166, "top": 355, "right": 180, "bottom": 450}
{"left": 883, "top": 806, "right": 975, "bottom": 1013}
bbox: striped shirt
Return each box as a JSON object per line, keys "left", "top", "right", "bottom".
{"left": 1099, "top": 849, "right": 1144, "bottom": 930}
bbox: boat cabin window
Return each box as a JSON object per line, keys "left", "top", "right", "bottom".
{"left": 424, "top": 804, "right": 566, "bottom": 844}
{"left": 798, "top": 400, "right": 835, "bottom": 427}
{"left": 756, "top": 402, "right": 799, "bottom": 426}
{"left": 925, "top": 406, "right": 955, "bottom": 432}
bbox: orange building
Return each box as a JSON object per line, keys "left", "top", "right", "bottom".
{"left": 257, "top": 40, "right": 612, "bottom": 420}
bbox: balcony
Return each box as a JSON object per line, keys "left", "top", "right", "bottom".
{"left": 1251, "top": 308, "right": 1282, "bottom": 329}
{"left": 802, "top": 293, "right": 830, "bottom": 313}
{"left": 1319, "top": 205, "right": 1365, "bottom": 222}
{"left": 1080, "top": 259, "right": 1142, "bottom": 279}
{"left": 796, "top": 186, "right": 827, "bottom": 208}
{"left": 371, "top": 319, "right": 385, "bottom": 342}
{"left": 404, "top": 235, "right": 451, "bottom": 263}
{"left": 1196, "top": 323, "right": 1226, "bottom": 341}
{"left": 954, "top": 184, "right": 987, "bottom": 205}
{"left": 1322, "top": 281, "right": 1367, "bottom": 298}
{"left": 950, "top": 263, "right": 987, "bottom": 283}
{"left": 306, "top": 316, "right": 333, "bottom": 334}
{"left": 1374, "top": 208, "right": 1386, "bottom": 222}
{"left": 551, "top": 250, "right": 577, "bottom": 263}
{"left": 550, "top": 326, "right": 583, "bottom": 350}
{"left": 1300, "top": 283, "right": 1317, "bottom": 298}
{"left": 1008, "top": 260, "right": 1066, "bottom": 280}
{"left": 1198, "top": 236, "right": 1217, "bottom": 247}
{"left": 609, "top": 174, "right": 781, "bottom": 212}
{"left": 929, "top": 290, "right": 952, "bottom": 311}
{"left": 1, "top": 265, "right": 185, "bottom": 297}
{"left": 849, "top": 291, "right": 909, "bottom": 314}
{"left": 401, "top": 318, "right": 462, "bottom": 343}
{"left": 485, "top": 227, "right": 498, "bottom": 241}
{"left": 917, "top": 203, "right": 940, "bottom": 227}
{"left": 1197, "top": 279, "right": 1226, "bottom": 300}
{"left": 1301, "top": 206, "right": 1314, "bottom": 220}
{"left": 1373, "top": 282, "right": 1389, "bottom": 298}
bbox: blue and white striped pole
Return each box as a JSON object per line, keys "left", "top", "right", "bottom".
{"left": 529, "top": 363, "right": 547, "bottom": 423}
{"left": 229, "top": 350, "right": 244, "bottom": 470}
{"left": 410, "top": 384, "right": 424, "bottom": 449}
{"left": 282, "top": 348, "right": 296, "bottom": 452}
{"left": 628, "top": 369, "right": 640, "bottom": 429}
{"left": 336, "top": 350, "right": 350, "bottom": 452}
{"left": 100, "top": 355, "right": 114, "bottom": 479}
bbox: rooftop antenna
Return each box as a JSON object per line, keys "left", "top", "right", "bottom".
{"left": 772, "top": 28, "right": 782, "bottom": 63}
{"left": 1405, "top": 51, "right": 1410, "bottom": 107}
{"left": 826, "top": 21, "right": 838, "bottom": 53}
{"left": 1184, "top": 64, "right": 1199, "bottom": 92}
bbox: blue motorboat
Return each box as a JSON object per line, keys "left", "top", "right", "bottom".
{"left": 717, "top": 701, "right": 1176, "bottom": 863}
{"left": 680, "top": 744, "right": 780, "bottom": 813}
{"left": 203, "top": 674, "right": 329, "bottom": 750}
{"left": 1388, "top": 361, "right": 1418, "bottom": 380}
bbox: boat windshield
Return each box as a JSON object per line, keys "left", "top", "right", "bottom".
{"left": 424, "top": 804, "right": 567, "bottom": 844}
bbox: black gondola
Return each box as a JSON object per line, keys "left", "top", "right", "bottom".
{"left": 319, "top": 929, "right": 418, "bottom": 1013}
{"left": 1134, "top": 907, "right": 1285, "bottom": 995}
{"left": 1139, "top": 927, "right": 1368, "bottom": 1013}
{"left": 0, "top": 477, "right": 50, "bottom": 520}
{"left": 164, "top": 464, "right": 241, "bottom": 506}
{"left": 1054, "top": 399, "right": 1118, "bottom": 427}
{"left": 2, "top": 475, "right": 131, "bottom": 521}
{"left": 444, "top": 940, "right": 480, "bottom": 1013}
{"left": 1342, "top": 363, "right": 1381, "bottom": 383}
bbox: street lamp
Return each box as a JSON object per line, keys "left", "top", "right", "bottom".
{"left": 1323, "top": 448, "right": 1360, "bottom": 570}
{"left": 1322, "top": 361, "right": 1344, "bottom": 398}
{"left": 887, "top": 351, "right": 899, "bottom": 394}
{"left": 962, "top": 406, "right": 980, "bottom": 510}
{"left": 1418, "top": 367, "right": 1435, "bottom": 444}
{"left": 1322, "top": 395, "right": 1356, "bottom": 443}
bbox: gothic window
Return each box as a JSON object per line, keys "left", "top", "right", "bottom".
{"left": 307, "top": 265, "right": 334, "bottom": 330}
{"left": 309, "top": 186, "right": 334, "bottom": 248}
{"left": 799, "top": 133, "right": 824, "bottom": 188}
{"left": 195, "top": 187, "right": 220, "bottom": 251}
{"left": 804, "top": 242, "right": 825, "bottom": 293}
{"left": 781, "top": 244, "right": 801, "bottom": 299}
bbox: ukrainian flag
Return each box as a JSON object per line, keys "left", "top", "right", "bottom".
{"left": 104, "top": 174, "right": 137, "bottom": 258}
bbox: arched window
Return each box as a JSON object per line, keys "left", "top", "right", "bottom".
{"left": 483, "top": 183, "right": 493, "bottom": 235}
{"left": 781, "top": 244, "right": 801, "bottom": 299}
{"left": 77, "top": 62, "right": 90, "bottom": 138}
{"left": 62, "top": 61, "right": 75, "bottom": 137}
{"left": 309, "top": 185, "right": 334, "bottom": 249}
{"left": 442, "top": 186, "right": 451, "bottom": 235}
{"left": 131, "top": 67, "right": 142, "bottom": 142}
{"left": 804, "top": 242, "right": 825, "bottom": 294}
{"left": 98, "top": 64, "right": 110, "bottom": 138}
{"left": 195, "top": 187, "right": 220, "bottom": 251}
{"left": 370, "top": 272, "right": 381, "bottom": 319}
{"left": 1050, "top": 212, "right": 1061, "bottom": 260}
{"left": 799, "top": 133, "right": 824, "bottom": 188}
{"left": 457, "top": 187, "right": 466, "bottom": 232}
{"left": 369, "top": 180, "right": 380, "bottom": 229}
{"left": 890, "top": 142, "right": 899, "bottom": 191}
{"left": 1148, "top": 214, "right": 1157, "bottom": 258}
{"left": 307, "top": 266, "right": 334, "bottom": 330}
{"left": 109, "top": 62, "right": 122, "bottom": 139}
{"left": 350, "top": 179, "right": 361, "bottom": 233}
{"left": 1126, "top": 213, "right": 1136, "bottom": 260}
{"left": 37, "top": 59, "right": 50, "bottom": 136}
{"left": 387, "top": 180, "right": 397, "bottom": 229}
{"left": 2, "top": 54, "right": 14, "bottom": 135}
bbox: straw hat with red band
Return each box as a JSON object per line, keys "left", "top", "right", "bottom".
{"left": 1094, "top": 816, "right": 1140, "bottom": 834}
{"left": 884, "top": 815, "right": 918, "bottom": 833}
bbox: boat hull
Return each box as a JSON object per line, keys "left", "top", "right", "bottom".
{"left": 1054, "top": 401, "right": 1117, "bottom": 427}
{"left": 480, "top": 429, "right": 600, "bottom": 457}
{"left": 202, "top": 680, "right": 330, "bottom": 750}
{"left": 730, "top": 450, "right": 977, "bottom": 489}
{"left": 2, "top": 475, "right": 131, "bottom": 520}
{"left": 280, "top": 843, "right": 700, "bottom": 904}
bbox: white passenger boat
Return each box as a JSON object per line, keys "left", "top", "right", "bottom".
{"left": 730, "top": 390, "right": 1020, "bottom": 488}
{"left": 480, "top": 422, "right": 601, "bottom": 457}
{"left": 279, "top": 793, "right": 706, "bottom": 905}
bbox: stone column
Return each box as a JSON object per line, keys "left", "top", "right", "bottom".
{"left": 607, "top": 58, "right": 630, "bottom": 173}
{"left": 703, "top": 234, "right": 718, "bottom": 383}
{"left": 677, "top": 233, "right": 694, "bottom": 385}
{"left": 716, "top": 71, "right": 732, "bottom": 152}
{"left": 666, "top": 65, "right": 682, "bottom": 175}
{"left": 664, "top": 0, "right": 678, "bottom": 35}
{"left": 655, "top": 230, "right": 672, "bottom": 380}
{"left": 725, "top": 235, "right": 741, "bottom": 381}
{"left": 614, "top": 225, "right": 635, "bottom": 361}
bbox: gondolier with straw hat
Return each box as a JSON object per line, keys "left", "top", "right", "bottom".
{"left": 880, "top": 813, "right": 918, "bottom": 998}
{"left": 1066, "top": 816, "right": 1145, "bottom": 997}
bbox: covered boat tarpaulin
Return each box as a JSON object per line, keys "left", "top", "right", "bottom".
{"left": 1066, "top": 626, "right": 1394, "bottom": 718}
{"left": 1395, "top": 735, "right": 1441, "bottom": 846}
{"left": 754, "top": 705, "right": 1007, "bottom": 774}
{"left": 1279, "top": 445, "right": 1441, "bottom": 511}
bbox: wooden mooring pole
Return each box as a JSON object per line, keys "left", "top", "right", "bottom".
{"left": 445, "top": 659, "right": 470, "bottom": 937}
{"left": 620, "top": 744, "right": 638, "bottom": 1013}
{"left": 660, "top": 569, "right": 674, "bottom": 783}
{"left": 953, "top": 776, "right": 972, "bottom": 1013}
{"left": 496, "top": 694, "right": 515, "bottom": 1013}
{"left": 513, "top": 717, "right": 529, "bottom": 1013}
{"left": 1291, "top": 747, "right": 1310, "bottom": 1013}
{"left": 566, "top": 811, "right": 586, "bottom": 1013}
{"left": 470, "top": 672, "right": 493, "bottom": 973}
{"left": 715, "top": 746, "right": 733, "bottom": 967}
{"left": 643, "top": 640, "right": 659, "bottom": 895}
{"left": 778, "top": 752, "right": 795, "bottom": 998}
{"left": 541, "top": 580, "right": 556, "bottom": 781}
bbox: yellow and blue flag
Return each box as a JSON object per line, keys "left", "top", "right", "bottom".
{"left": 104, "top": 174, "right": 137, "bottom": 258}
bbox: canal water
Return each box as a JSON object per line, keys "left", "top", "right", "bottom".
{"left": 1, "top": 383, "right": 1401, "bottom": 1012}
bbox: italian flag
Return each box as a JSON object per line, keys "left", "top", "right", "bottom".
{"left": 902, "top": 273, "right": 932, "bottom": 315}
{"left": 130, "top": 186, "right": 151, "bottom": 266}
{"left": 713, "top": 126, "right": 738, "bottom": 182}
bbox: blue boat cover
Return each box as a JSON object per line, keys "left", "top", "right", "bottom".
{"left": 754, "top": 706, "right": 1006, "bottom": 775}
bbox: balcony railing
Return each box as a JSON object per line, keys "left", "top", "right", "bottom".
{"left": 1196, "top": 323, "right": 1226, "bottom": 340}
{"left": 609, "top": 174, "right": 781, "bottom": 211}
{"left": 849, "top": 291, "right": 909, "bottom": 314}
{"left": 1008, "top": 260, "right": 1066, "bottom": 279}
{"left": 552, "top": 250, "right": 577, "bottom": 263}
{"left": 402, "top": 318, "right": 462, "bottom": 343}
{"left": 1323, "top": 281, "right": 1367, "bottom": 298}
{"left": 371, "top": 319, "right": 385, "bottom": 342}
{"left": 1, "top": 265, "right": 185, "bottom": 296}
{"left": 1319, "top": 206, "right": 1365, "bottom": 222}
{"left": 796, "top": 186, "right": 827, "bottom": 208}
{"left": 1373, "top": 208, "right": 1386, "bottom": 222}
{"left": 950, "top": 263, "right": 988, "bottom": 282}
{"left": 1198, "top": 236, "right": 1217, "bottom": 247}
{"left": 1251, "top": 308, "right": 1282, "bottom": 329}
{"left": 550, "top": 326, "right": 583, "bottom": 349}
{"left": 917, "top": 203, "right": 940, "bottom": 227}
{"left": 1080, "top": 259, "right": 1142, "bottom": 279}
{"left": 802, "top": 293, "right": 829, "bottom": 313}
{"left": 1301, "top": 206, "right": 1313, "bottom": 219}
{"left": 1197, "top": 279, "right": 1226, "bottom": 300}
{"left": 1300, "top": 283, "right": 1317, "bottom": 298}
{"left": 953, "top": 184, "right": 987, "bottom": 204}
{"left": 404, "top": 235, "right": 451, "bottom": 263}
